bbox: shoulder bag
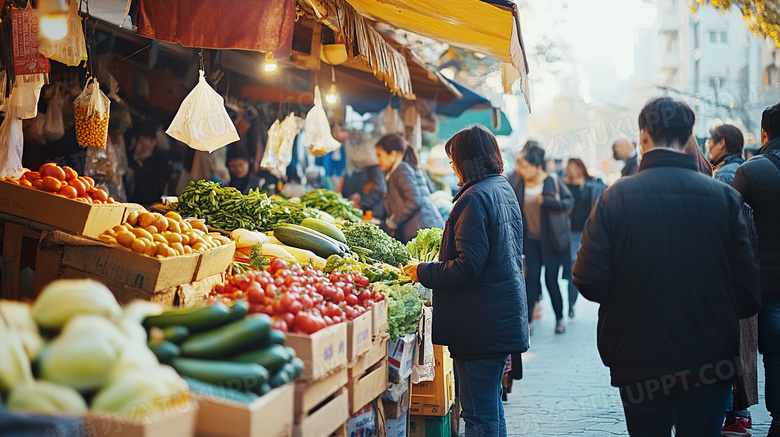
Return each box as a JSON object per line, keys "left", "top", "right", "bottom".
{"left": 547, "top": 173, "right": 571, "bottom": 253}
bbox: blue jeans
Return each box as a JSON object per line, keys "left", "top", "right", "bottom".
{"left": 454, "top": 356, "right": 509, "bottom": 437}
{"left": 759, "top": 299, "right": 780, "bottom": 423}
{"left": 619, "top": 379, "right": 731, "bottom": 436}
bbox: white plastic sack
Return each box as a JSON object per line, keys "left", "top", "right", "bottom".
{"left": 378, "top": 102, "right": 403, "bottom": 135}
{"left": 166, "top": 70, "right": 239, "bottom": 153}
{"left": 43, "top": 86, "right": 65, "bottom": 142}
{"left": 0, "top": 116, "right": 24, "bottom": 178}
{"left": 260, "top": 113, "right": 303, "bottom": 177}
{"left": 303, "top": 86, "right": 340, "bottom": 157}
{"left": 37, "top": 0, "right": 87, "bottom": 67}
{"left": 7, "top": 75, "right": 45, "bottom": 120}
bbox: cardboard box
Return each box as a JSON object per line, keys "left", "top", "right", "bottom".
{"left": 61, "top": 240, "right": 201, "bottom": 293}
{"left": 388, "top": 333, "right": 417, "bottom": 382}
{"left": 409, "top": 413, "right": 451, "bottom": 437}
{"left": 371, "top": 299, "right": 388, "bottom": 340}
{"left": 286, "top": 322, "right": 348, "bottom": 381}
{"left": 194, "top": 241, "right": 235, "bottom": 281}
{"left": 294, "top": 367, "right": 348, "bottom": 416}
{"left": 347, "top": 403, "right": 378, "bottom": 437}
{"left": 293, "top": 388, "right": 349, "bottom": 437}
{"left": 382, "top": 381, "right": 411, "bottom": 420}
{"left": 348, "top": 358, "right": 388, "bottom": 414}
{"left": 347, "top": 310, "right": 372, "bottom": 363}
{"left": 0, "top": 181, "right": 126, "bottom": 237}
{"left": 386, "top": 410, "right": 408, "bottom": 437}
{"left": 192, "top": 383, "right": 294, "bottom": 437}
{"left": 410, "top": 346, "right": 454, "bottom": 417}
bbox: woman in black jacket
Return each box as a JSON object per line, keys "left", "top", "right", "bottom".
{"left": 513, "top": 143, "right": 573, "bottom": 334}
{"left": 403, "top": 126, "right": 528, "bottom": 437}
{"left": 563, "top": 158, "right": 606, "bottom": 318}
{"left": 375, "top": 134, "right": 443, "bottom": 243}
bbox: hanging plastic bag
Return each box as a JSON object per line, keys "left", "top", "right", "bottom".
{"left": 37, "top": 0, "right": 87, "bottom": 67}
{"left": 43, "top": 86, "right": 65, "bottom": 142}
{"left": 0, "top": 115, "right": 25, "bottom": 178}
{"left": 303, "top": 86, "right": 340, "bottom": 157}
{"left": 7, "top": 74, "right": 45, "bottom": 120}
{"left": 73, "top": 78, "right": 110, "bottom": 148}
{"left": 378, "top": 101, "right": 403, "bottom": 135}
{"left": 166, "top": 70, "right": 239, "bottom": 153}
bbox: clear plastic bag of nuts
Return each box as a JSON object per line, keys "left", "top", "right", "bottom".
{"left": 73, "top": 77, "right": 110, "bottom": 148}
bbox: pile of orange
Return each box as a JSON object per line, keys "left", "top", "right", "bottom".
{"left": 98, "top": 210, "right": 232, "bottom": 258}
{"left": 3, "top": 163, "right": 115, "bottom": 204}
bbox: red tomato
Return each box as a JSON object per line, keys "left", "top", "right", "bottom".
{"left": 274, "top": 276, "right": 285, "bottom": 287}
{"left": 323, "top": 315, "right": 334, "bottom": 326}
{"left": 273, "top": 300, "right": 284, "bottom": 315}
{"left": 265, "top": 283, "right": 277, "bottom": 297}
{"left": 359, "top": 290, "right": 372, "bottom": 302}
{"left": 295, "top": 312, "right": 317, "bottom": 334}
{"left": 280, "top": 293, "right": 297, "bottom": 311}
{"left": 332, "top": 315, "right": 343, "bottom": 324}
{"left": 282, "top": 312, "right": 295, "bottom": 328}
{"left": 272, "top": 320, "right": 288, "bottom": 332}
{"left": 246, "top": 283, "right": 264, "bottom": 303}
{"left": 300, "top": 295, "right": 314, "bottom": 310}
{"left": 268, "top": 258, "right": 287, "bottom": 274}
{"left": 258, "top": 276, "right": 271, "bottom": 289}
{"left": 345, "top": 294, "right": 358, "bottom": 306}
{"left": 358, "top": 276, "right": 370, "bottom": 288}
{"left": 288, "top": 300, "right": 303, "bottom": 315}
{"left": 331, "top": 288, "right": 345, "bottom": 304}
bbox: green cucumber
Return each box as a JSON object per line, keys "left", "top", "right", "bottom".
{"left": 269, "top": 359, "right": 303, "bottom": 388}
{"left": 277, "top": 224, "right": 349, "bottom": 252}
{"left": 162, "top": 326, "right": 190, "bottom": 344}
{"left": 182, "top": 376, "right": 259, "bottom": 404}
{"left": 301, "top": 218, "right": 346, "bottom": 244}
{"left": 180, "top": 314, "right": 271, "bottom": 359}
{"left": 172, "top": 358, "right": 269, "bottom": 392}
{"left": 228, "top": 344, "right": 292, "bottom": 373}
{"left": 274, "top": 226, "right": 344, "bottom": 258}
{"left": 289, "top": 357, "right": 304, "bottom": 379}
{"left": 255, "top": 383, "right": 272, "bottom": 396}
{"left": 261, "top": 329, "right": 286, "bottom": 347}
{"left": 225, "top": 300, "right": 250, "bottom": 323}
{"left": 285, "top": 346, "right": 297, "bottom": 359}
{"left": 143, "top": 303, "right": 233, "bottom": 333}
{"left": 148, "top": 339, "right": 180, "bottom": 364}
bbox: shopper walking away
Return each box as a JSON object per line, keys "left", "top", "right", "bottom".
{"left": 733, "top": 103, "right": 780, "bottom": 436}
{"left": 574, "top": 97, "right": 761, "bottom": 437}
{"left": 563, "top": 158, "right": 605, "bottom": 319}
{"left": 612, "top": 138, "right": 639, "bottom": 177}
{"left": 375, "top": 134, "right": 443, "bottom": 243}
{"left": 403, "top": 125, "right": 527, "bottom": 437}
{"left": 513, "top": 142, "right": 573, "bottom": 335}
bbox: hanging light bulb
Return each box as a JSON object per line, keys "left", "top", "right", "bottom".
{"left": 325, "top": 67, "right": 339, "bottom": 105}
{"left": 263, "top": 52, "right": 278, "bottom": 74}
{"left": 37, "top": 0, "right": 69, "bottom": 41}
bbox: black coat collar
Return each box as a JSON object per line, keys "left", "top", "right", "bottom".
{"left": 452, "top": 174, "right": 502, "bottom": 202}
{"left": 759, "top": 137, "right": 780, "bottom": 154}
{"left": 712, "top": 153, "right": 744, "bottom": 167}
{"left": 638, "top": 149, "right": 698, "bottom": 173}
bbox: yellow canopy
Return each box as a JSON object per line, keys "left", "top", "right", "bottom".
{"left": 344, "top": 0, "right": 530, "bottom": 109}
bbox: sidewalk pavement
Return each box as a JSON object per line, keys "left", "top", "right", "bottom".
{"left": 499, "top": 290, "right": 771, "bottom": 436}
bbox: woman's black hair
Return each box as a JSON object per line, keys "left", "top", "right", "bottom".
{"left": 710, "top": 124, "right": 744, "bottom": 155}
{"left": 445, "top": 125, "right": 504, "bottom": 182}
{"left": 522, "top": 142, "right": 546, "bottom": 170}
{"left": 375, "top": 134, "right": 419, "bottom": 169}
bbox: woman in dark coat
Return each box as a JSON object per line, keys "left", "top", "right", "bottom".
{"left": 511, "top": 142, "right": 573, "bottom": 334}
{"left": 375, "top": 134, "right": 443, "bottom": 243}
{"left": 403, "top": 125, "right": 528, "bottom": 437}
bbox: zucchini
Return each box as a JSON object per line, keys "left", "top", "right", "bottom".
{"left": 255, "top": 383, "right": 272, "bottom": 396}
{"left": 273, "top": 225, "right": 344, "bottom": 258}
{"left": 285, "top": 346, "right": 297, "bottom": 359}
{"left": 228, "top": 344, "right": 292, "bottom": 373}
{"left": 162, "top": 326, "right": 190, "bottom": 344}
{"left": 289, "top": 357, "right": 304, "bottom": 379}
{"left": 143, "top": 303, "right": 233, "bottom": 333}
{"left": 269, "top": 359, "right": 303, "bottom": 388}
{"left": 148, "top": 339, "right": 180, "bottom": 364}
{"left": 277, "top": 224, "right": 349, "bottom": 253}
{"left": 301, "top": 218, "right": 346, "bottom": 244}
{"left": 225, "top": 300, "right": 249, "bottom": 323}
{"left": 172, "top": 358, "right": 269, "bottom": 392}
{"left": 266, "top": 330, "right": 286, "bottom": 346}
{"left": 182, "top": 376, "right": 259, "bottom": 404}
{"left": 180, "top": 314, "right": 271, "bottom": 359}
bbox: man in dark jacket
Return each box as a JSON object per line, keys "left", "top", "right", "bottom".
{"left": 574, "top": 97, "right": 761, "bottom": 436}
{"left": 733, "top": 103, "right": 780, "bottom": 436}
{"left": 612, "top": 138, "right": 639, "bottom": 177}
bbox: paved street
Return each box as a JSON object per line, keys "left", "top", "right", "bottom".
{"left": 501, "top": 283, "right": 772, "bottom": 436}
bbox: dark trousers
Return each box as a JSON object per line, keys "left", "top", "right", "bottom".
{"left": 619, "top": 379, "right": 731, "bottom": 437}
{"left": 524, "top": 238, "right": 564, "bottom": 322}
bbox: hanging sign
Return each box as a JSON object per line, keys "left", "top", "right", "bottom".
{"left": 12, "top": 4, "right": 50, "bottom": 75}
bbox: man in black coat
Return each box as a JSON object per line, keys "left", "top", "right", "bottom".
{"left": 733, "top": 103, "right": 780, "bottom": 436}
{"left": 612, "top": 138, "right": 639, "bottom": 177}
{"left": 574, "top": 97, "right": 760, "bottom": 436}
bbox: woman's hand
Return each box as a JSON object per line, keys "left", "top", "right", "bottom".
{"left": 403, "top": 264, "right": 419, "bottom": 283}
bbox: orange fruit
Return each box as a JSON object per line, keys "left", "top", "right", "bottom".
{"left": 167, "top": 219, "right": 182, "bottom": 234}
{"left": 42, "top": 176, "right": 62, "bottom": 192}
{"left": 91, "top": 189, "right": 109, "bottom": 203}
{"left": 58, "top": 185, "right": 78, "bottom": 199}
{"left": 82, "top": 176, "right": 95, "bottom": 189}
{"left": 47, "top": 166, "right": 66, "bottom": 182}
{"left": 131, "top": 228, "right": 154, "bottom": 242}
{"left": 126, "top": 210, "right": 141, "bottom": 226}
{"left": 5, "top": 178, "right": 19, "bottom": 185}
{"left": 22, "top": 171, "right": 40, "bottom": 181}
{"left": 107, "top": 196, "right": 115, "bottom": 204}
{"left": 20, "top": 179, "right": 33, "bottom": 188}
{"left": 115, "top": 231, "right": 135, "bottom": 248}
{"left": 62, "top": 166, "right": 78, "bottom": 181}
{"left": 78, "top": 196, "right": 92, "bottom": 204}
{"left": 152, "top": 216, "right": 169, "bottom": 234}
{"left": 68, "top": 179, "right": 87, "bottom": 196}
{"left": 39, "top": 163, "right": 56, "bottom": 176}
{"left": 164, "top": 211, "right": 183, "bottom": 222}
{"left": 130, "top": 238, "right": 148, "bottom": 254}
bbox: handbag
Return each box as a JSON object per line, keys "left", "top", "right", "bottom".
{"left": 547, "top": 173, "right": 571, "bottom": 253}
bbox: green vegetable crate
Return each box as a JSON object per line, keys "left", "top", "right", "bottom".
{"left": 409, "top": 412, "right": 452, "bottom": 437}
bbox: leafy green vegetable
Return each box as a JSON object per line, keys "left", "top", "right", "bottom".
{"left": 406, "top": 228, "right": 444, "bottom": 262}
{"left": 341, "top": 222, "right": 411, "bottom": 266}
{"left": 375, "top": 283, "right": 422, "bottom": 340}
{"left": 300, "top": 189, "right": 363, "bottom": 222}
{"left": 249, "top": 244, "right": 270, "bottom": 271}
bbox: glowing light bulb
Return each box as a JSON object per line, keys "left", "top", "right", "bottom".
{"left": 263, "top": 61, "right": 278, "bottom": 73}
{"left": 325, "top": 84, "right": 339, "bottom": 105}
{"left": 40, "top": 14, "right": 68, "bottom": 40}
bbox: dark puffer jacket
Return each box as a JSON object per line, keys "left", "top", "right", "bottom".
{"left": 417, "top": 175, "right": 529, "bottom": 359}
{"left": 383, "top": 161, "right": 444, "bottom": 243}
{"left": 573, "top": 149, "right": 760, "bottom": 387}
{"left": 734, "top": 138, "right": 780, "bottom": 300}
{"left": 713, "top": 153, "right": 744, "bottom": 186}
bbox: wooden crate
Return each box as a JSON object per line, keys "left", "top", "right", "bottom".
{"left": 293, "top": 388, "right": 349, "bottom": 437}
{"left": 192, "top": 383, "right": 294, "bottom": 437}
{"left": 347, "top": 358, "right": 388, "bottom": 414}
